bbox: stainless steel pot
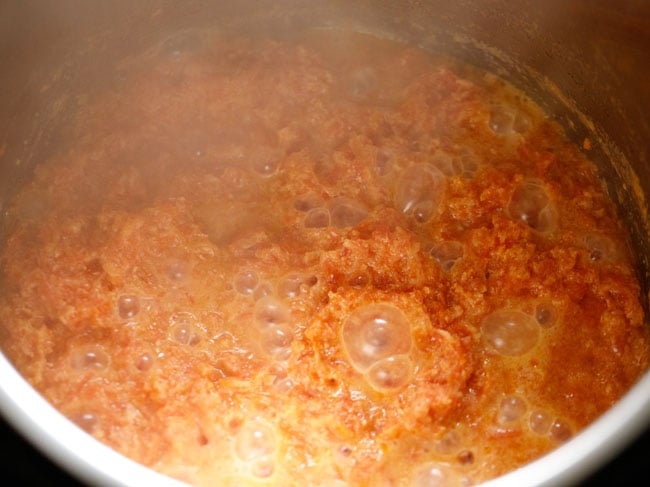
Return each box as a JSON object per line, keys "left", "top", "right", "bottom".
{"left": 1, "top": 1, "right": 648, "bottom": 485}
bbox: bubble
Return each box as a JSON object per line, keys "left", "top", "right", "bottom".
{"left": 365, "top": 355, "right": 412, "bottom": 392}
{"left": 459, "top": 149, "right": 480, "bottom": 178}
{"left": 513, "top": 112, "right": 530, "bottom": 133}
{"left": 250, "top": 149, "right": 280, "bottom": 177}
{"left": 70, "top": 345, "right": 111, "bottom": 370}
{"left": 234, "top": 270, "right": 258, "bottom": 296}
{"left": 429, "top": 241, "right": 464, "bottom": 271}
{"left": 327, "top": 198, "right": 368, "bottom": 228}
{"left": 70, "top": 411, "right": 98, "bottom": 433}
{"left": 171, "top": 323, "right": 202, "bottom": 346}
{"left": 166, "top": 261, "right": 189, "bottom": 281}
{"left": 254, "top": 296, "right": 290, "bottom": 328}
{"left": 304, "top": 207, "right": 330, "bottom": 228}
{"left": 169, "top": 312, "right": 203, "bottom": 346}
{"left": 582, "top": 234, "right": 618, "bottom": 262}
{"left": 535, "top": 301, "right": 558, "bottom": 328}
{"left": 489, "top": 105, "right": 515, "bottom": 135}
{"left": 278, "top": 273, "right": 316, "bottom": 299}
{"left": 253, "top": 281, "right": 273, "bottom": 301}
{"left": 234, "top": 420, "right": 276, "bottom": 462}
{"left": 432, "top": 150, "right": 479, "bottom": 180}
{"left": 436, "top": 430, "right": 462, "bottom": 455}
{"left": 117, "top": 294, "right": 140, "bottom": 320}
{"left": 497, "top": 395, "right": 527, "bottom": 424}
{"left": 550, "top": 419, "right": 573, "bottom": 442}
{"left": 295, "top": 192, "right": 324, "bottom": 212}
{"left": 431, "top": 152, "right": 458, "bottom": 177}
{"left": 508, "top": 180, "right": 557, "bottom": 233}
{"left": 135, "top": 352, "right": 155, "bottom": 371}
{"left": 260, "top": 324, "right": 293, "bottom": 359}
{"left": 412, "top": 463, "right": 462, "bottom": 487}
{"left": 278, "top": 274, "right": 302, "bottom": 299}
{"left": 481, "top": 309, "right": 539, "bottom": 356}
{"left": 342, "top": 303, "right": 412, "bottom": 372}
{"left": 529, "top": 409, "right": 553, "bottom": 435}
{"left": 394, "top": 164, "right": 445, "bottom": 222}
{"left": 412, "top": 200, "right": 436, "bottom": 223}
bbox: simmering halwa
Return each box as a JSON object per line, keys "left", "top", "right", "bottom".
{"left": 1, "top": 31, "right": 648, "bottom": 486}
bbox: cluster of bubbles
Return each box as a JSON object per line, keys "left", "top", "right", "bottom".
{"left": 430, "top": 148, "right": 480, "bottom": 179}
{"left": 233, "top": 419, "right": 277, "bottom": 479}
{"left": 341, "top": 303, "right": 414, "bottom": 392}
{"left": 295, "top": 193, "right": 369, "bottom": 229}
{"left": 254, "top": 296, "right": 294, "bottom": 360}
{"left": 481, "top": 302, "right": 559, "bottom": 356}
{"left": 508, "top": 179, "right": 557, "bottom": 233}
{"left": 233, "top": 268, "right": 317, "bottom": 360}
{"left": 497, "top": 395, "right": 573, "bottom": 443}
{"left": 115, "top": 293, "right": 159, "bottom": 372}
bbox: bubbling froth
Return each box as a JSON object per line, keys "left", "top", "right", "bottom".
{"left": 341, "top": 303, "right": 412, "bottom": 372}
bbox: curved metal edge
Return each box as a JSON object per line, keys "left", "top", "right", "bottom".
{"left": 0, "top": 352, "right": 187, "bottom": 487}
